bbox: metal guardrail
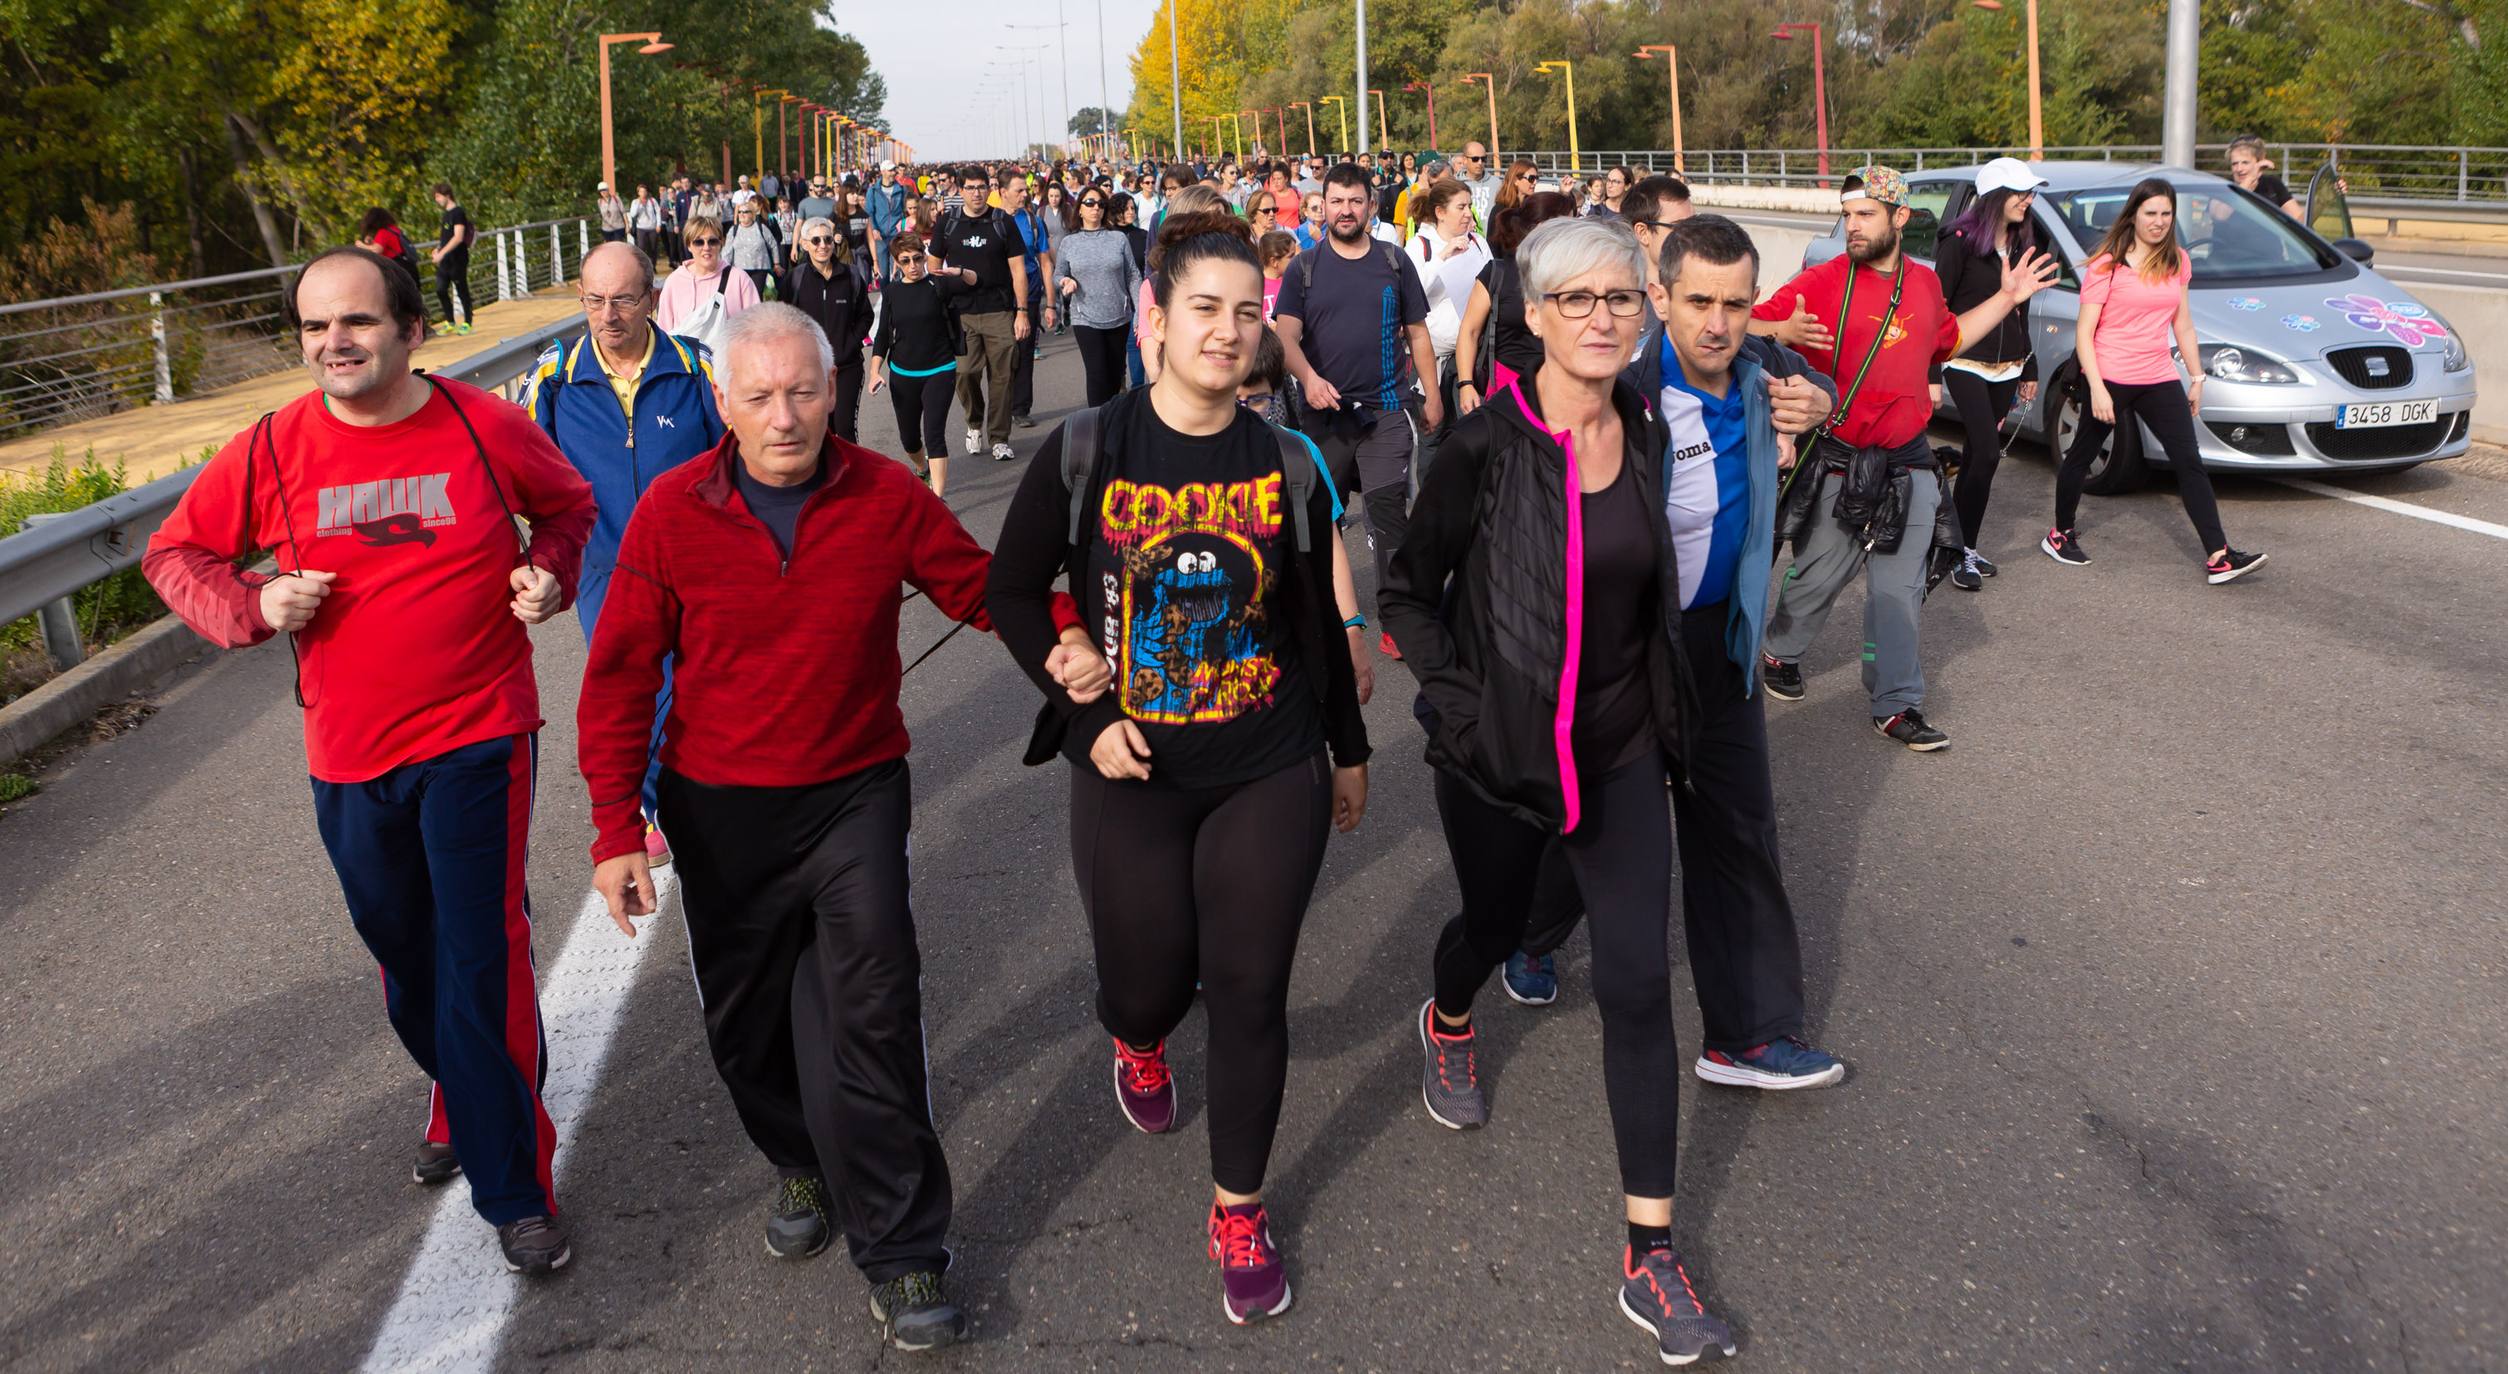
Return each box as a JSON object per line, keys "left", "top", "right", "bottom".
{"left": 0, "top": 312, "right": 588, "bottom": 667}
{"left": 0, "top": 217, "right": 596, "bottom": 440}
{"left": 1512, "top": 144, "right": 2508, "bottom": 215}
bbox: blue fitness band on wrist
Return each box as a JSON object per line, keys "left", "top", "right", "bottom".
{"left": 1343, "top": 615, "right": 1366, "bottom": 630}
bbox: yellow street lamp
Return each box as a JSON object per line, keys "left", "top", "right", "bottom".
{"left": 1534, "top": 61, "right": 1579, "bottom": 174}
{"left": 1319, "top": 94, "right": 1349, "bottom": 154}
{"left": 1366, "top": 90, "right": 1390, "bottom": 149}
{"left": 1972, "top": 0, "right": 2044, "bottom": 161}
{"left": 597, "top": 33, "right": 672, "bottom": 195}
{"left": 752, "top": 87, "right": 789, "bottom": 183}
{"left": 1632, "top": 46, "right": 1685, "bottom": 175}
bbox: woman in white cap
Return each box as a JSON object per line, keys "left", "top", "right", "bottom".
{"left": 1933, "top": 156, "right": 2048, "bottom": 590}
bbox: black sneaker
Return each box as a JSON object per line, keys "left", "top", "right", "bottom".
{"left": 766, "top": 1176, "right": 831, "bottom": 1259}
{"left": 412, "top": 1140, "right": 460, "bottom": 1186}
{"left": 1013, "top": 413, "right": 1039, "bottom": 429}
{"left": 496, "top": 1214, "right": 571, "bottom": 1275}
{"left": 2205, "top": 547, "right": 2268, "bottom": 584}
{"left": 1950, "top": 552, "right": 1983, "bottom": 592}
{"left": 1618, "top": 1245, "right": 1737, "bottom": 1365}
{"left": 1971, "top": 550, "right": 1998, "bottom": 577}
{"left": 1760, "top": 655, "right": 1804, "bottom": 702}
{"left": 1875, "top": 709, "right": 1950, "bottom": 752}
{"left": 869, "top": 1269, "right": 968, "bottom": 1352}
{"left": 2041, "top": 526, "right": 2091, "bottom": 566}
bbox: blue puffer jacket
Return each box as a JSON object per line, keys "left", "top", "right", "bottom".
{"left": 526, "top": 324, "right": 725, "bottom": 630}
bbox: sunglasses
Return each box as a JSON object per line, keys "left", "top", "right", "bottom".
{"left": 895, "top": 252, "right": 926, "bottom": 262}
{"left": 1080, "top": 198, "right": 1103, "bottom": 207}
{"left": 686, "top": 236, "right": 722, "bottom": 247}
{"left": 1516, "top": 173, "right": 1538, "bottom": 184}
{"left": 805, "top": 236, "right": 836, "bottom": 245}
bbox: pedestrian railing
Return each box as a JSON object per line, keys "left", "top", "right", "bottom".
{"left": 0, "top": 312, "right": 587, "bottom": 670}
{"left": 1514, "top": 144, "right": 2508, "bottom": 211}
{"left": 0, "top": 216, "right": 596, "bottom": 441}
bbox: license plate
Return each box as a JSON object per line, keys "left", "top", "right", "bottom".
{"left": 2336, "top": 399, "right": 2436, "bottom": 429}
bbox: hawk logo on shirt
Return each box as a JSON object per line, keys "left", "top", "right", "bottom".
{"left": 317, "top": 474, "right": 457, "bottom": 544}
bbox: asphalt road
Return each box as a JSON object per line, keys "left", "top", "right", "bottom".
{"left": 2, "top": 329, "right": 2502, "bottom": 1373}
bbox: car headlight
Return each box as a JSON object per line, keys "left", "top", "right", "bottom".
{"left": 2199, "top": 344, "right": 2299, "bottom": 385}
{"left": 2441, "top": 325, "right": 2469, "bottom": 373}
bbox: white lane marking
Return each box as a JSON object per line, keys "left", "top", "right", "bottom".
{"left": 359, "top": 875, "right": 676, "bottom": 1373}
{"left": 2276, "top": 477, "right": 2508, "bottom": 540}
{"left": 2381, "top": 266, "right": 2508, "bottom": 285}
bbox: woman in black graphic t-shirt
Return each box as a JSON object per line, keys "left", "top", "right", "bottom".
{"left": 986, "top": 210, "right": 1369, "bottom": 1331}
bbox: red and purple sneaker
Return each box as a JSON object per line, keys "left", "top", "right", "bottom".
{"left": 1695, "top": 1035, "right": 1845, "bottom": 1090}
{"left": 1112, "top": 1038, "right": 1176, "bottom": 1134}
{"left": 1207, "top": 1201, "right": 1293, "bottom": 1325}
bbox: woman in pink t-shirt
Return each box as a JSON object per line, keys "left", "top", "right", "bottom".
{"left": 2044, "top": 178, "right": 2267, "bottom": 583}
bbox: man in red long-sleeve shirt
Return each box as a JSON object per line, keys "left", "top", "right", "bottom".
{"left": 580, "top": 301, "right": 1095, "bottom": 1353}
{"left": 143, "top": 247, "right": 595, "bottom": 1274}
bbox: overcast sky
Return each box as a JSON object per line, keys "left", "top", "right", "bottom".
{"left": 845, "top": 0, "right": 1165, "bottom": 162}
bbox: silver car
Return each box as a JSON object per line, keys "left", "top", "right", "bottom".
{"left": 1801, "top": 161, "right": 2476, "bottom": 492}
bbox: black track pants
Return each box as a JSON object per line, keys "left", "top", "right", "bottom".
{"left": 1431, "top": 754, "right": 1679, "bottom": 1197}
{"left": 1942, "top": 367, "right": 2020, "bottom": 549}
{"left": 658, "top": 758, "right": 952, "bottom": 1283}
{"left": 1069, "top": 752, "right": 1332, "bottom": 1195}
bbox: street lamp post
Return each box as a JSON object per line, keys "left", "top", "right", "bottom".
{"left": 1167, "top": 0, "right": 1184, "bottom": 168}
{"left": 1971, "top": 0, "right": 2044, "bottom": 161}
{"left": 1319, "top": 95, "right": 1349, "bottom": 154}
{"left": 1534, "top": 61, "right": 1579, "bottom": 174}
{"left": 597, "top": 32, "right": 672, "bottom": 194}
{"left": 1404, "top": 80, "right": 1436, "bottom": 150}
{"left": 1632, "top": 45, "right": 1684, "bottom": 174}
{"left": 753, "top": 87, "right": 789, "bottom": 184}
{"left": 1271, "top": 107, "right": 1288, "bottom": 158}
{"left": 780, "top": 95, "right": 800, "bottom": 181}
{"left": 1460, "top": 72, "right": 1497, "bottom": 163}
{"left": 1771, "top": 23, "right": 1830, "bottom": 184}
{"left": 1367, "top": 90, "right": 1389, "bottom": 149}
{"left": 1290, "top": 101, "right": 1317, "bottom": 157}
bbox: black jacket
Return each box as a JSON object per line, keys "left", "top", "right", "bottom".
{"left": 1932, "top": 226, "right": 2036, "bottom": 375}
{"left": 781, "top": 259, "right": 867, "bottom": 365}
{"left": 1380, "top": 364, "right": 1695, "bottom": 833}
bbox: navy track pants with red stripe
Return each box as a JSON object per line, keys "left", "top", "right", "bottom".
{"left": 312, "top": 733, "right": 558, "bottom": 1225}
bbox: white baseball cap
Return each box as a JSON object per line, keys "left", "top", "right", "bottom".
{"left": 1976, "top": 157, "right": 2049, "bottom": 197}
{"left": 595, "top": 181, "right": 610, "bottom": 191}
{"left": 880, "top": 158, "right": 898, "bottom": 171}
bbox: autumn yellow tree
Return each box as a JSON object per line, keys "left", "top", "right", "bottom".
{"left": 267, "top": 0, "right": 465, "bottom": 237}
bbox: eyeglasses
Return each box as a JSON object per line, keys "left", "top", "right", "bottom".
{"left": 1541, "top": 289, "right": 1648, "bottom": 319}
{"left": 686, "top": 237, "right": 722, "bottom": 247}
{"left": 580, "top": 292, "right": 647, "bottom": 313}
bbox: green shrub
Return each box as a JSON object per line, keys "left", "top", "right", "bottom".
{"left": 0, "top": 447, "right": 168, "bottom": 661}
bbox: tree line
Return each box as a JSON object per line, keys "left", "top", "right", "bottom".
{"left": 1121, "top": 0, "right": 2500, "bottom": 165}
{"left": 0, "top": 0, "right": 886, "bottom": 301}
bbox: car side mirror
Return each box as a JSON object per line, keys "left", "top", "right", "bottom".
{"left": 2333, "top": 238, "right": 2375, "bottom": 265}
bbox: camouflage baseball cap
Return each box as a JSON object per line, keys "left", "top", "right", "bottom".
{"left": 1840, "top": 164, "right": 1909, "bottom": 208}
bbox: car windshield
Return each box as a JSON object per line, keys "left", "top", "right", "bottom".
{"left": 2047, "top": 185, "right": 2340, "bottom": 282}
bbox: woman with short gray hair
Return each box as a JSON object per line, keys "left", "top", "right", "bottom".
{"left": 1379, "top": 213, "right": 1739, "bottom": 1367}
{"left": 780, "top": 216, "right": 868, "bottom": 443}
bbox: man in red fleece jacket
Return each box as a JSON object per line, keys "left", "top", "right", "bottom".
{"left": 579, "top": 302, "right": 1095, "bottom": 1353}
{"left": 143, "top": 247, "right": 594, "bottom": 1275}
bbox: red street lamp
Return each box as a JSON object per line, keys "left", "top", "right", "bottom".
{"left": 1404, "top": 80, "right": 1437, "bottom": 150}
{"left": 1631, "top": 46, "right": 1684, "bottom": 175}
{"left": 1771, "top": 22, "right": 1831, "bottom": 185}
{"left": 1458, "top": 73, "right": 1498, "bottom": 163}
{"left": 597, "top": 33, "right": 672, "bottom": 194}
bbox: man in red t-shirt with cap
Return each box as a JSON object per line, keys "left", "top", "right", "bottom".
{"left": 1748, "top": 165, "right": 2055, "bottom": 752}
{"left": 145, "top": 247, "right": 595, "bottom": 1273}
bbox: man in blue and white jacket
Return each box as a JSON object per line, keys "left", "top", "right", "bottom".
{"left": 527, "top": 241, "right": 724, "bottom": 859}
{"left": 1510, "top": 215, "right": 1853, "bottom": 1093}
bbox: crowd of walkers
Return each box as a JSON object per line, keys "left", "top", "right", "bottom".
{"left": 144, "top": 138, "right": 2278, "bottom": 1366}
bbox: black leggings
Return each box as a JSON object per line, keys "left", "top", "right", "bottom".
{"left": 1070, "top": 751, "right": 1332, "bottom": 1195}
{"left": 888, "top": 369, "right": 955, "bottom": 458}
{"left": 2056, "top": 377, "right": 2228, "bottom": 554}
{"left": 1074, "top": 323, "right": 1130, "bottom": 406}
{"left": 1431, "top": 754, "right": 1678, "bottom": 1197}
{"left": 1942, "top": 367, "right": 2021, "bottom": 549}
{"left": 436, "top": 252, "right": 472, "bottom": 325}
